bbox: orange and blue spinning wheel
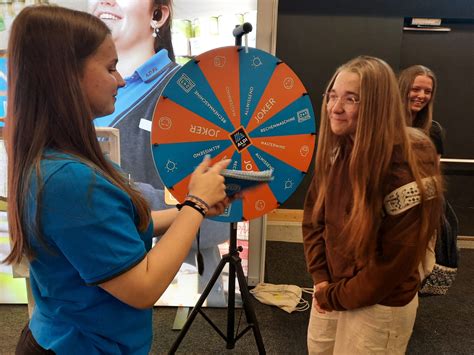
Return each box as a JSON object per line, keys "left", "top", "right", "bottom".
{"left": 151, "top": 46, "right": 316, "bottom": 222}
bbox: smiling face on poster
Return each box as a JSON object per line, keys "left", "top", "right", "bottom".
{"left": 87, "top": 0, "right": 172, "bottom": 77}
{"left": 88, "top": 0, "right": 156, "bottom": 51}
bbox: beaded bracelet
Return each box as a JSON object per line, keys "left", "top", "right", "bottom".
{"left": 186, "top": 194, "right": 210, "bottom": 211}
{"left": 176, "top": 200, "right": 206, "bottom": 217}
{"left": 184, "top": 196, "right": 209, "bottom": 215}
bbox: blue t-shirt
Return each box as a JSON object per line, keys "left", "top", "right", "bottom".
{"left": 27, "top": 152, "right": 154, "bottom": 354}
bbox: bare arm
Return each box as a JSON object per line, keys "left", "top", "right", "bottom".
{"left": 100, "top": 206, "right": 204, "bottom": 309}
{"left": 150, "top": 196, "right": 234, "bottom": 236}
{"left": 99, "top": 158, "right": 230, "bottom": 309}
{"left": 151, "top": 208, "right": 178, "bottom": 235}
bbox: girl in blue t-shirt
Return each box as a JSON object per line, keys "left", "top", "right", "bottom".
{"left": 4, "top": 5, "right": 230, "bottom": 354}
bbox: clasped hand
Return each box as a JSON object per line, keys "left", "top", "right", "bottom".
{"left": 313, "top": 281, "right": 331, "bottom": 313}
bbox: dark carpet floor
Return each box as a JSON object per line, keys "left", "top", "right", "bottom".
{"left": 1, "top": 242, "right": 473, "bottom": 354}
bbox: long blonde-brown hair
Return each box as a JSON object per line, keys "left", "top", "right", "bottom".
{"left": 398, "top": 65, "right": 437, "bottom": 131}
{"left": 4, "top": 5, "right": 150, "bottom": 265}
{"left": 314, "top": 56, "right": 442, "bottom": 260}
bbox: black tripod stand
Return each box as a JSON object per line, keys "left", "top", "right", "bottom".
{"left": 169, "top": 222, "right": 265, "bottom": 353}
{"left": 169, "top": 23, "right": 265, "bottom": 354}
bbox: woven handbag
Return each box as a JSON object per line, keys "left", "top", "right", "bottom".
{"left": 419, "top": 200, "right": 459, "bottom": 296}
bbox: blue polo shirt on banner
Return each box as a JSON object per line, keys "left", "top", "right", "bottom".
{"left": 27, "top": 151, "right": 154, "bottom": 354}
{"left": 94, "top": 49, "right": 176, "bottom": 128}
{"left": 94, "top": 49, "right": 180, "bottom": 189}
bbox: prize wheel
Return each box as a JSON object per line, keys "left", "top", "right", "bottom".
{"left": 151, "top": 46, "right": 316, "bottom": 222}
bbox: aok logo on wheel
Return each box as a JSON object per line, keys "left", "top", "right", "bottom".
{"left": 230, "top": 126, "right": 252, "bottom": 152}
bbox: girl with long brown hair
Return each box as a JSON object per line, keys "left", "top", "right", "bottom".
{"left": 398, "top": 65, "right": 444, "bottom": 156}
{"left": 303, "top": 56, "right": 443, "bottom": 354}
{"left": 4, "top": 5, "right": 229, "bottom": 354}
{"left": 398, "top": 65, "right": 436, "bottom": 132}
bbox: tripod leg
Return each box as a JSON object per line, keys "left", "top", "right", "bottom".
{"left": 169, "top": 256, "right": 229, "bottom": 353}
{"left": 235, "top": 259, "right": 266, "bottom": 354}
{"left": 226, "top": 257, "right": 236, "bottom": 349}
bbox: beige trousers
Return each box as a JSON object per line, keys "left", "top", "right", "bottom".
{"left": 307, "top": 294, "right": 418, "bottom": 355}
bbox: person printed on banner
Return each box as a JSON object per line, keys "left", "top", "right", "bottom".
{"left": 4, "top": 5, "right": 231, "bottom": 354}
{"left": 88, "top": 0, "right": 230, "bottom": 306}
{"left": 303, "top": 56, "right": 444, "bottom": 354}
